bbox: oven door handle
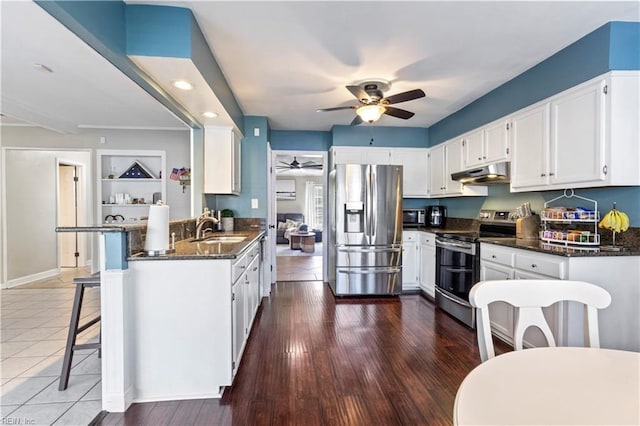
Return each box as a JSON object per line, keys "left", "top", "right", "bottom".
{"left": 436, "top": 288, "right": 472, "bottom": 308}
{"left": 436, "top": 238, "right": 473, "bottom": 250}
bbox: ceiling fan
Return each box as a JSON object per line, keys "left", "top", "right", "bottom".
{"left": 317, "top": 81, "right": 426, "bottom": 125}
{"left": 276, "top": 156, "right": 323, "bottom": 171}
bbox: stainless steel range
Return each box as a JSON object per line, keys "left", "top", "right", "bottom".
{"left": 434, "top": 210, "right": 516, "bottom": 328}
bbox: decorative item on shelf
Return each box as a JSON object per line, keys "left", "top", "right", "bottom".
{"left": 599, "top": 202, "right": 630, "bottom": 251}
{"left": 221, "top": 209, "right": 234, "bottom": 232}
{"left": 170, "top": 167, "right": 191, "bottom": 193}
{"left": 119, "top": 161, "right": 155, "bottom": 179}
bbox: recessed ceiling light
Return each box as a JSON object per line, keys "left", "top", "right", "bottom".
{"left": 171, "top": 80, "right": 193, "bottom": 90}
{"left": 202, "top": 111, "right": 218, "bottom": 118}
{"left": 33, "top": 63, "right": 54, "bottom": 73}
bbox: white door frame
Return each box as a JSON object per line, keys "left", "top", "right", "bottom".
{"left": 269, "top": 149, "right": 328, "bottom": 283}
{"left": 56, "top": 157, "right": 90, "bottom": 268}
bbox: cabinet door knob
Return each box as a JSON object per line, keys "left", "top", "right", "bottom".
{"left": 549, "top": 173, "right": 555, "bottom": 176}
{"left": 531, "top": 264, "right": 537, "bottom": 268}
{"left": 541, "top": 173, "right": 546, "bottom": 177}
{"left": 492, "top": 255, "right": 497, "bottom": 259}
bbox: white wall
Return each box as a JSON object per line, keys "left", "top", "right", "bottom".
{"left": 1, "top": 126, "right": 191, "bottom": 286}
{"left": 276, "top": 175, "right": 322, "bottom": 217}
{"left": 2, "top": 126, "right": 191, "bottom": 219}
{"left": 3, "top": 148, "right": 91, "bottom": 284}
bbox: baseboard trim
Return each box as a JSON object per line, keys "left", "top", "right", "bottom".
{"left": 3, "top": 268, "right": 60, "bottom": 289}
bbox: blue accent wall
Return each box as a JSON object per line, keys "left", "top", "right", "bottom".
{"left": 210, "top": 116, "right": 269, "bottom": 218}
{"left": 609, "top": 22, "right": 640, "bottom": 69}
{"left": 270, "top": 130, "right": 331, "bottom": 151}
{"left": 428, "top": 21, "right": 640, "bottom": 227}
{"left": 126, "top": 5, "right": 192, "bottom": 58}
{"left": 440, "top": 185, "right": 640, "bottom": 227}
{"left": 331, "top": 125, "right": 428, "bottom": 147}
{"left": 428, "top": 22, "right": 639, "bottom": 146}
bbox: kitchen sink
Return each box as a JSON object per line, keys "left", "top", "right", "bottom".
{"left": 193, "top": 235, "right": 247, "bottom": 244}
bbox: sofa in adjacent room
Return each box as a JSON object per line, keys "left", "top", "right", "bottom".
{"left": 276, "top": 213, "right": 304, "bottom": 244}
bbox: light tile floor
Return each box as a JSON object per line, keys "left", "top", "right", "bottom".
{"left": 276, "top": 255, "right": 323, "bottom": 282}
{"left": 1, "top": 268, "right": 102, "bottom": 425}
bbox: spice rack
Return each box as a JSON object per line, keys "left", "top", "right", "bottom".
{"left": 540, "top": 189, "right": 600, "bottom": 247}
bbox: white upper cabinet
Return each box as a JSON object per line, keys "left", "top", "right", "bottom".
{"left": 510, "top": 104, "right": 551, "bottom": 190}
{"left": 331, "top": 147, "right": 429, "bottom": 197}
{"left": 427, "top": 144, "right": 447, "bottom": 197}
{"left": 550, "top": 79, "right": 605, "bottom": 185}
{"left": 511, "top": 71, "right": 640, "bottom": 192}
{"left": 390, "top": 149, "right": 429, "bottom": 198}
{"left": 428, "top": 139, "right": 487, "bottom": 198}
{"left": 462, "top": 120, "right": 510, "bottom": 170}
{"left": 462, "top": 129, "right": 484, "bottom": 169}
{"left": 332, "top": 146, "right": 390, "bottom": 165}
{"left": 204, "top": 126, "right": 241, "bottom": 195}
{"left": 483, "top": 119, "right": 510, "bottom": 164}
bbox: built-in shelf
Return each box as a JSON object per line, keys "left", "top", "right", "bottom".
{"left": 97, "top": 150, "right": 166, "bottom": 223}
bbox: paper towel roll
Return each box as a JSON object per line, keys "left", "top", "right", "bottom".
{"left": 145, "top": 204, "right": 170, "bottom": 255}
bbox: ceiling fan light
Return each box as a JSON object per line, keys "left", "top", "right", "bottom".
{"left": 356, "top": 105, "right": 385, "bottom": 123}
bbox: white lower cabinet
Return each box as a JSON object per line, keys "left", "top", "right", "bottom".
{"left": 419, "top": 232, "right": 436, "bottom": 298}
{"left": 232, "top": 243, "right": 262, "bottom": 375}
{"left": 480, "top": 243, "right": 640, "bottom": 352}
{"left": 403, "top": 231, "right": 437, "bottom": 297}
{"left": 128, "top": 239, "right": 262, "bottom": 402}
{"left": 402, "top": 231, "right": 419, "bottom": 290}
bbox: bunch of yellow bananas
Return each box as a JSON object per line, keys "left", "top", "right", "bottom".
{"left": 599, "top": 203, "right": 630, "bottom": 233}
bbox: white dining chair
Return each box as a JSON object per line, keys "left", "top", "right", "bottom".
{"left": 469, "top": 280, "right": 611, "bottom": 362}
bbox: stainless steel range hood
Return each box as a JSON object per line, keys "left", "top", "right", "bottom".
{"left": 451, "top": 162, "right": 510, "bottom": 185}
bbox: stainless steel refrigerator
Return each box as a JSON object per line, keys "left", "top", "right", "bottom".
{"left": 328, "top": 164, "right": 403, "bottom": 296}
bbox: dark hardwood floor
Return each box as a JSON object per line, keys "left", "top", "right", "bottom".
{"left": 96, "top": 282, "right": 510, "bottom": 425}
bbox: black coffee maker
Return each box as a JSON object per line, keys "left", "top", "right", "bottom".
{"left": 427, "top": 205, "right": 446, "bottom": 228}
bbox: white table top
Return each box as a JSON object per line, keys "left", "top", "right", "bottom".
{"left": 454, "top": 347, "right": 640, "bottom": 425}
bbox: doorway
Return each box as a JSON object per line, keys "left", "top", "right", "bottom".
{"left": 271, "top": 151, "right": 328, "bottom": 282}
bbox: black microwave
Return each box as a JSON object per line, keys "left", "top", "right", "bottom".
{"left": 403, "top": 208, "right": 426, "bottom": 227}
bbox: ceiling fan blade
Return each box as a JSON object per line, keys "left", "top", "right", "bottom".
{"left": 383, "top": 106, "right": 415, "bottom": 120}
{"left": 350, "top": 115, "right": 364, "bottom": 126}
{"left": 278, "top": 161, "right": 293, "bottom": 167}
{"left": 316, "top": 106, "right": 357, "bottom": 112}
{"left": 346, "top": 85, "right": 371, "bottom": 103}
{"left": 383, "top": 89, "right": 426, "bottom": 105}
{"left": 301, "top": 164, "right": 323, "bottom": 169}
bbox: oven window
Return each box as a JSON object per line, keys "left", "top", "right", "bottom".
{"left": 436, "top": 246, "right": 479, "bottom": 301}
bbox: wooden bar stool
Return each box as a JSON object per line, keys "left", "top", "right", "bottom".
{"left": 59, "top": 273, "right": 101, "bottom": 391}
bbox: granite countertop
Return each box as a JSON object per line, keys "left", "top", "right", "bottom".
{"left": 404, "top": 226, "right": 640, "bottom": 257}
{"left": 480, "top": 237, "right": 640, "bottom": 257}
{"left": 128, "top": 230, "right": 265, "bottom": 261}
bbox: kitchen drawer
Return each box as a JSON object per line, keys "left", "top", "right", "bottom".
{"left": 419, "top": 232, "right": 436, "bottom": 247}
{"left": 481, "top": 244, "right": 514, "bottom": 267}
{"left": 515, "top": 252, "right": 566, "bottom": 278}
{"left": 232, "top": 253, "right": 248, "bottom": 283}
{"left": 246, "top": 243, "right": 260, "bottom": 263}
{"left": 403, "top": 231, "right": 419, "bottom": 242}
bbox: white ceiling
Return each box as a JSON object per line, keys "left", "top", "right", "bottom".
{"left": 0, "top": 1, "right": 188, "bottom": 133}
{"left": 1, "top": 1, "right": 639, "bottom": 134}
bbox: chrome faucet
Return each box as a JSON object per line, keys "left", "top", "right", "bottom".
{"left": 195, "top": 209, "right": 219, "bottom": 239}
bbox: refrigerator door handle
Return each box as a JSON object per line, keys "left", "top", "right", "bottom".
{"left": 370, "top": 167, "right": 377, "bottom": 240}
{"left": 337, "top": 245, "right": 402, "bottom": 253}
{"left": 364, "top": 165, "right": 372, "bottom": 243}
{"left": 337, "top": 267, "right": 401, "bottom": 274}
